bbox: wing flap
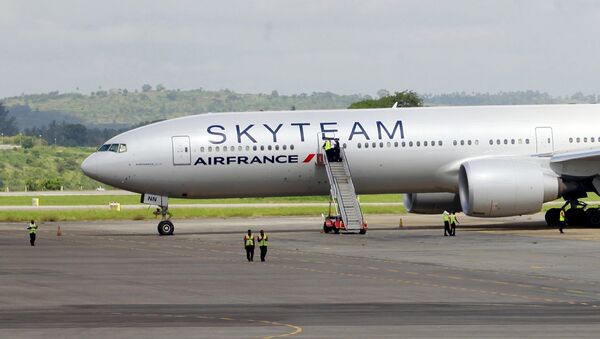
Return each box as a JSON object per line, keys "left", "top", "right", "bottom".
{"left": 550, "top": 148, "right": 600, "bottom": 177}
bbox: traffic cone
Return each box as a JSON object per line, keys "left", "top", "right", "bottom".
{"left": 57, "top": 225, "right": 62, "bottom": 236}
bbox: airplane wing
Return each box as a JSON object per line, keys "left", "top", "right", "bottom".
{"left": 550, "top": 148, "right": 600, "bottom": 177}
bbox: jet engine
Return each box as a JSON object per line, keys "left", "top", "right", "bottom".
{"left": 404, "top": 192, "right": 462, "bottom": 214}
{"left": 458, "top": 159, "right": 560, "bottom": 217}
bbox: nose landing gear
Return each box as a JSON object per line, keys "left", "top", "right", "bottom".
{"left": 156, "top": 205, "right": 174, "bottom": 235}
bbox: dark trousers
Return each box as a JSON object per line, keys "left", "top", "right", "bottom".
{"left": 450, "top": 223, "right": 456, "bottom": 236}
{"left": 325, "top": 149, "right": 334, "bottom": 161}
{"left": 444, "top": 221, "right": 450, "bottom": 236}
{"left": 29, "top": 233, "right": 36, "bottom": 246}
{"left": 559, "top": 221, "right": 565, "bottom": 233}
{"left": 259, "top": 246, "right": 267, "bottom": 262}
{"left": 245, "top": 246, "right": 255, "bottom": 262}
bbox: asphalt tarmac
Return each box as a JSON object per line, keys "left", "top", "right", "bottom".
{"left": 2, "top": 213, "right": 600, "bottom": 338}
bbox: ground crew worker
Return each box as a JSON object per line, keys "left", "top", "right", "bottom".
{"left": 244, "top": 229, "right": 255, "bottom": 262}
{"left": 333, "top": 140, "right": 341, "bottom": 162}
{"left": 442, "top": 211, "right": 450, "bottom": 236}
{"left": 450, "top": 213, "right": 458, "bottom": 236}
{"left": 322, "top": 139, "right": 333, "bottom": 161}
{"left": 257, "top": 230, "right": 269, "bottom": 262}
{"left": 27, "top": 220, "right": 38, "bottom": 246}
{"left": 559, "top": 209, "right": 566, "bottom": 234}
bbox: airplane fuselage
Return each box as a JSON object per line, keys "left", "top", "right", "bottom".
{"left": 81, "top": 105, "right": 600, "bottom": 199}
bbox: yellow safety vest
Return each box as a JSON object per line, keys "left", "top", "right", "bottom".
{"left": 443, "top": 214, "right": 450, "bottom": 222}
{"left": 258, "top": 234, "right": 268, "bottom": 247}
{"left": 559, "top": 211, "right": 565, "bottom": 222}
{"left": 324, "top": 140, "right": 332, "bottom": 151}
{"left": 450, "top": 215, "right": 457, "bottom": 224}
{"left": 245, "top": 235, "right": 254, "bottom": 247}
{"left": 28, "top": 223, "right": 37, "bottom": 234}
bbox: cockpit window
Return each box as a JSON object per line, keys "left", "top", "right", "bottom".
{"left": 97, "top": 144, "right": 110, "bottom": 152}
{"left": 118, "top": 144, "right": 127, "bottom": 153}
{"left": 109, "top": 144, "right": 119, "bottom": 152}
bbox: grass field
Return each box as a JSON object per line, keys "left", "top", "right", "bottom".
{"left": 0, "top": 205, "right": 407, "bottom": 222}
{"left": 0, "top": 194, "right": 402, "bottom": 206}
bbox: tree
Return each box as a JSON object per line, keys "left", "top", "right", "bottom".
{"left": 377, "top": 89, "right": 390, "bottom": 98}
{"left": 142, "top": 84, "right": 152, "bottom": 92}
{"left": 0, "top": 103, "right": 18, "bottom": 135}
{"left": 156, "top": 84, "right": 166, "bottom": 91}
{"left": 348, "top": 91, "right": 423, "bottom": 109}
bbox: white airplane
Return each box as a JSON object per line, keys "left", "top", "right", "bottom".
{"left": 81, "top": 104, "right": 600, "bottom": 235}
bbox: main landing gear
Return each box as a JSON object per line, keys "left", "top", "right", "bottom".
{"left": 545, "top": 199, "right": 600, "bottom": 227}
{"left": 156, "top": 205, "right": 174, "bottom": 235}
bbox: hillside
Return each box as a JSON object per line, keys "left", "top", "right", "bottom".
{"left": 3, "top": 89, "right": 366, "bottom": 129}
{"left": 0, "top": 144, "right": 100, "bottom": 191}
{"left": 3, "top": 88, "right": 599, "bottom": 131}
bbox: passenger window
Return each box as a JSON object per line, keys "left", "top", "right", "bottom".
{"left": 431, "top": 140, "right": 435, "bottom": 146}
{"left": 460, "top": 140, "right": 464, "bottom": 146}
{"left": 489, "top": 139, "right": 493, "bottom": 145}
{"left": 416, "top": 141, "right": 421, "bottom": 147}
{"left": 584, "top": 137, "right": 588, "bottom": 143}
{"left": 358, "top": 143, "right": 362, "bottom": 149}
{"left": 343, "top": 143, "right": 347, "bottom": 149}
{"left": 503, "top": 139, "right": 508, "bottom": 145}
{"left": 496, "top": 139, "right": 501, "bottom": 145}
{"left": 424, "top": 141, "right": 428, "bottom": 147}
{"left": 246, "top": 146, "right": 250, "bottom": 151}
{"left": 200, "top": 147, "right": 205, "bottom": 152}
{"left": 275, "top": 145, "right": 279, "bottom": 150}
{"left": 238, "top": 146, "right": 242, "bottom": 151}
{"left": 282, "top": 145, "right": 287, "bottom": 150}
{"left": 223, "top": 146, "right": 227, "bottom": 152}
{"left": 387, "top": 142, "right": 391, "bottom": 148}
{"left": 518, "top": 139, "right": 523, "bottom": 144}
{"left": 365, "top": 142, "right": 369, "bottom": 149}
{"left": 569, "top": 137, "right": 573, "bottom": 143}
{"left": 409, "top": 141, "right": 414, "bottom": 147}
{"left": 467, "top": 140, "right": 472, "bottom": 146}
{"left": 380, "top": 142, "right": 384, "bottom": 148}
{"left": 394, "top": 141, "right": 398, "bottom": 147}
{"left": 372, "top": 142, "right": 377, "bottom": 148}
{"left": 97, "top": 144, "right": 110, "bottom": 152}
{"left": 402, "top": 141, "right": 406, "bottom": 147}
{"left": 290, "top": 145, "right": 295, "bottom": 150}
{"left": 511, "top": 139, "right": 515, "bottom": 144}
{"left": 438, "top": 141, "right": 443, "bottom": 146}
{"left": 118, "top": 144, "right": 127, "bottom": 153}
{"left": 268, "top": 145, "right": 272, "bottom": 151}
{"left": 453, "top": 140, "right": 457, "bottom": 146}
{"left": 474, "top": 140, "right": 479, "bottom": 146}
{"left": 253, "top": 145, "right": 257, "bottom": 151}
{"left": 109, "top": 144, "right": 119, "bottom": 152}
{"left": 208, "top": 146, "right": 213, "bottom": 152}
{"left": 592, "top": 137, "right": 596, "bottom": 143}
{"left": 216, "top": 146, "right": 220, "bottom": 152}
{"left": 525, "top": 139, "right": 530, "bottom": 144}
{"left": 577, "top": 137, "right": 581, "bottom": 143}
{"left": 260, "top": 145, "right": 265, "bottom": 151}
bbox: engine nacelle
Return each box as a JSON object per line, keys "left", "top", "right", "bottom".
{"left": 458, "top": 159, "right": 560, "bottom": 217}
{"left": 404, "top": 192, "right": 462, "bottom": 214}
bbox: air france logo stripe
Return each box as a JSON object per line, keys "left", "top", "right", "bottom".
{"left": 303, "top": 154, "right": 316, "bottom": 163}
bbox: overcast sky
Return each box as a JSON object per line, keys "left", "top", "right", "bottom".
{"left": 1, "top": 0, "right": 600, "bottom": 98}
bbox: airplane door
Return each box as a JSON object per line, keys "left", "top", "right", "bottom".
{"left": 535, "top": 127, "right": 554, "bottom": 154}
{"left": 172, "top": 136, "right": 191, "bottom": 165}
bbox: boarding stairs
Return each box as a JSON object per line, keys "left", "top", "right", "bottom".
{"left": 322, "top": 142, "right": 366, "bottom": 232}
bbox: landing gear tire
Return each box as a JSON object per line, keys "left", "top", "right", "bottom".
{"left": 333, "top": 227, "right": 340, "bottom": 234}
{"left": 359, "top": 229, "right": 367, "bottom": 235}
{"left": 158, "top": 220, "right": 174, "bottom": 235}
{"left": 586, "top": 208, "right": 600, "bottom": 227}
{"left": 545, "top": 208, "right": 561, "bottom": 227}
{"left": 566, "top": 208, "right": 586, "bottom": 226}
{"left": 323, "top": 223, "right": 333, "bottom": 234}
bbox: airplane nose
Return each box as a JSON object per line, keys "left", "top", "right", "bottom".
{"left": 81, "top": 155, "right": 98, "bottom": 179}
